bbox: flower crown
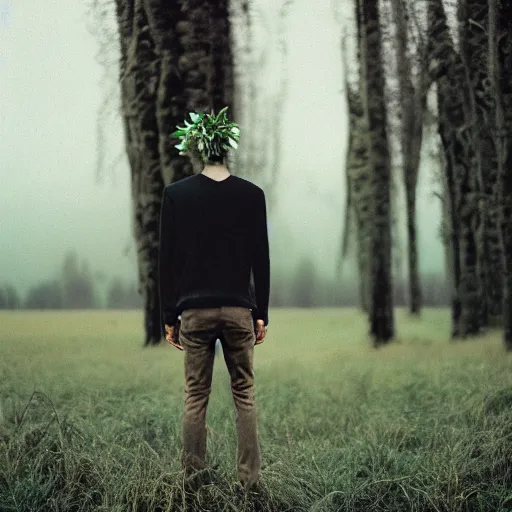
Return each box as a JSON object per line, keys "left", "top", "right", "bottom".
{"left": 171, "top": 107, "right": 240, "bottom": 162}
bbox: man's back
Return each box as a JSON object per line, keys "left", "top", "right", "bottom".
{"left": 158, "top": 172, "right": 270, "bottom": 336}
{"left": 163, "top": 110, "right": 268, "bottom": 490}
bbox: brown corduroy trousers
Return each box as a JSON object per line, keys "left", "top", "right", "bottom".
{"left": 178, "top": 306, "right": 261, "bottom": 488}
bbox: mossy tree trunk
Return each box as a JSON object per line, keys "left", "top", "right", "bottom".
{"left": 360, "top": 0, "right": 395, "bottom": 345}
{"left": 489, "top": 0, "right": 512, "bottom": 350}
{"left": 115, "top": 0, "right": 164, "bottom": 346}
{"left": 458, "top": 0, "right": 502, "bottom": 328}
{"left": 427, "top": 0, "right": 482, "bottom": 338}
{"left": 339, "top": 2, "right": 372, "bottom": 314}
{"left": 343, "top": 86, "right": 372, "bottom": 314}
{"left": 390, "top": 0, "right": 425, "bottom": 316}
{"left": 115, "top": 0, "right": 234, "bottom": 345}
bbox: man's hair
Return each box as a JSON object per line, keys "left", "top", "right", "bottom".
{"left": 204, "top": 152, "right": 225, "bottom": 165}
{"left": 171, "top": 107, "right": 240, "bottom": 163}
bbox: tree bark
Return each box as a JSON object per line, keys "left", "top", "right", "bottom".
{"left": 143, "top": 0, "right": 191, "bottom": 185}
{"left": 427, "top": 0, "right": 481, "bottom": 338}
{"left": 489, "top": 0, "right": 512, "bottom": 349}
{"left": 115, "top": 0, "right": 234, "bottom": 345}
{"left": 360, "top": 0, "right": 395, "bottom": 345}
{"left": 209, "top": 1, "right": 234, "bottom": 114}
{"left": 115, "top": 0, "right": 164, "bottom": 345}
{"left": 458, "top": 0, "right": 502, "bottom": 328}
{"left": 344, "top": 86, "right": 372, "bottom": 314}
{"left": 390, "top": 0, "right": 424, "bottom": 315}
{"left": 339, "top": 3, "right": 372, "bottom": 314}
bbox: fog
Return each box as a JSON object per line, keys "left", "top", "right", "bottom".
{"left": 0, "top": 0, "right": 445, "bottom": 305}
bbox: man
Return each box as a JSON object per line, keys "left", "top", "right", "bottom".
{"left": 158, "top": 109, "right": 270, "bottom": 490}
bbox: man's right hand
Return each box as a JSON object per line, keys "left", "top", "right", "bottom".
{"left": 254, "top": 319, "right": 267, "bottom": 345}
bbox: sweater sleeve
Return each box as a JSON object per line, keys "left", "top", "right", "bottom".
{"left": 252, "top": 188, "right": 270, "bottom": 326}
{"left": 158, "top": 186, "right": 179, "bottom": 336}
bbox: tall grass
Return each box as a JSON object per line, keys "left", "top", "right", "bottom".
{"left": 0, "top": 308, "right": 511, "bottom": 511}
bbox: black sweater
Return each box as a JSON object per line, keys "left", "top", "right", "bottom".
{"left": 158, "top": 172, "right": 270, "bottom": 336}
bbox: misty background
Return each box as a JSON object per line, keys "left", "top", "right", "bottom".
{"left": 0, "top": 0, "right": 444, "bottom": 308}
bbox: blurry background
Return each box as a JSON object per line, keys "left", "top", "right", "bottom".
{"left": 0, "top": 0, "right": 448, "bottom": 318}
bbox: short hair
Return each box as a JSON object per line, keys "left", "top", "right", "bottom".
{"left": 204, "top": 151, "right": 226, "bottom": 165}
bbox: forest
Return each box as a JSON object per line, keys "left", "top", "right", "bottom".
{"left": 98, "top": 0, "right": 512, "bottom": 348}
{"left": 1, "top": 1, "right": 512, "bottom": 511}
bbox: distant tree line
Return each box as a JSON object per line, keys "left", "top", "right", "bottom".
{"left": 339, "top": 0, "right": 512, "bottom": 350}
{"left": 2, "top": 247, "right": 448, "bottom": 311}
{"left": 0, "top": 250, "right": 142, "bottom": 310}
{"left": 97, "top": 0, "right": 512, "bottom": 349}
{"left": 271, "top": 255, "right": 449, "bottom": 308}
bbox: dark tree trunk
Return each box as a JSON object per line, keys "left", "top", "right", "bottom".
{"left": 209, "top": 1, "right": 234, "bottom": 114}
{"left": 115, "top": 0, "right": 163, "bottom": 345}
{"left": 390, "top": 0, "right": 424, "bottom": 316}
{"left": 405, "top": 190, "right": 421, "bottom": 314}
{"left": 360, "top": 0, "right": 395, "bottom": 345}
{"left": 490, "top": 0, "right": 512, "bottom": 349}
{"left": 428, "top": 0, "right": 481, "bottom": 338}
{"left": 458, "top": 0, "right": 502, "bottom": 328}
{"left": 143, "top": 0, "right": 191, "bottom": 185}
{"left": 500, "top": 4, "right": 512, "bottom": 351}
{"left": 115, "top": 0, "right": 234, "bottom": 345}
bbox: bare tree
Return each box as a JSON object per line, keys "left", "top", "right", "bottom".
{"left": 457, "top": 0, "right": 504, "bottom": 329}
{"left": 339, "top": 20, "right": 372, "bottom": 313}
{"left": 389, "top": 0, "right": 427, "bottom": 315}
{"left": 114, "top": 0, "right": 234, "bottom": 345}
{"left": 427, "top": 0, "right": 482, "bottom": 338}
{"left": 488, "top": 0, "right": 512, "bottom": 350}
{"left": 360, "top": 0, "right": 395, "bottom": 345}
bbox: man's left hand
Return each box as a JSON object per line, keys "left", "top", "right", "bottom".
{"left": 165, "top": 323, "right": 183, "bottom": 351}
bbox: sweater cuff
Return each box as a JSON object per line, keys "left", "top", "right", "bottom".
{"left": 251, "top": 308, "right": 268, "bottom": 326}
{"left": 163, "top": 309, "right": 178, "bottom": 327}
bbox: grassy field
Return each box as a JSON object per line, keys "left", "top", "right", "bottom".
{"left": 0, "top": 308, "right": 511, "bottom": 512}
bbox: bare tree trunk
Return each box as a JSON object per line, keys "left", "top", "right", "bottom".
{"left": 115, "top": 0, "right": 164, "bottom": 345}
{"left": 390, "top": 0, "right": 424, "bottom": 315}
{"left": 143, "top": 0, "right": 191, "bottom": 185}
{"left": 360, "top": 0, "right": 395, "bottom": 345}
{"left": 209, "top": 1, "right": 234, "bottom": 114}
{"left": 489, "top": 0, "right": 512, "bottom": 350}
{"left": 428, "top": 0, "right": 481, "bottom": 338}
{"left": 343, "top": 87, "right": 372, "bottom": 314}
{"left": 115, "top": 0, "right": 234, "bottom": 345}
{"left": 458, "top": 0, "right": 503, "bottom": 329}
{"left": 339, "top": 5, "right": 372, "bottom": 314}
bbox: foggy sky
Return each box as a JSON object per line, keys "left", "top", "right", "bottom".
{"left": 0, "top": 0, "right": 444, "bottom": 303}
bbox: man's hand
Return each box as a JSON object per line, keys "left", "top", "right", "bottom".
{"left": 165, "top": 322, "right": 183, "bottom": 351}
{"left": 254, "top": 319, "right": 267, "bottom": 345}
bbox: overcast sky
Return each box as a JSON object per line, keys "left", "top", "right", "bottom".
{"left": 0, "top": 0, "right": 444, "bottom": 302}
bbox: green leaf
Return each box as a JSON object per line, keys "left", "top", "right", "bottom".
{"left": 172, "top": 107, "right": 239, "bottom": 159}
{"left": 216, "top": 106, "right": 229, "bottom": 121}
